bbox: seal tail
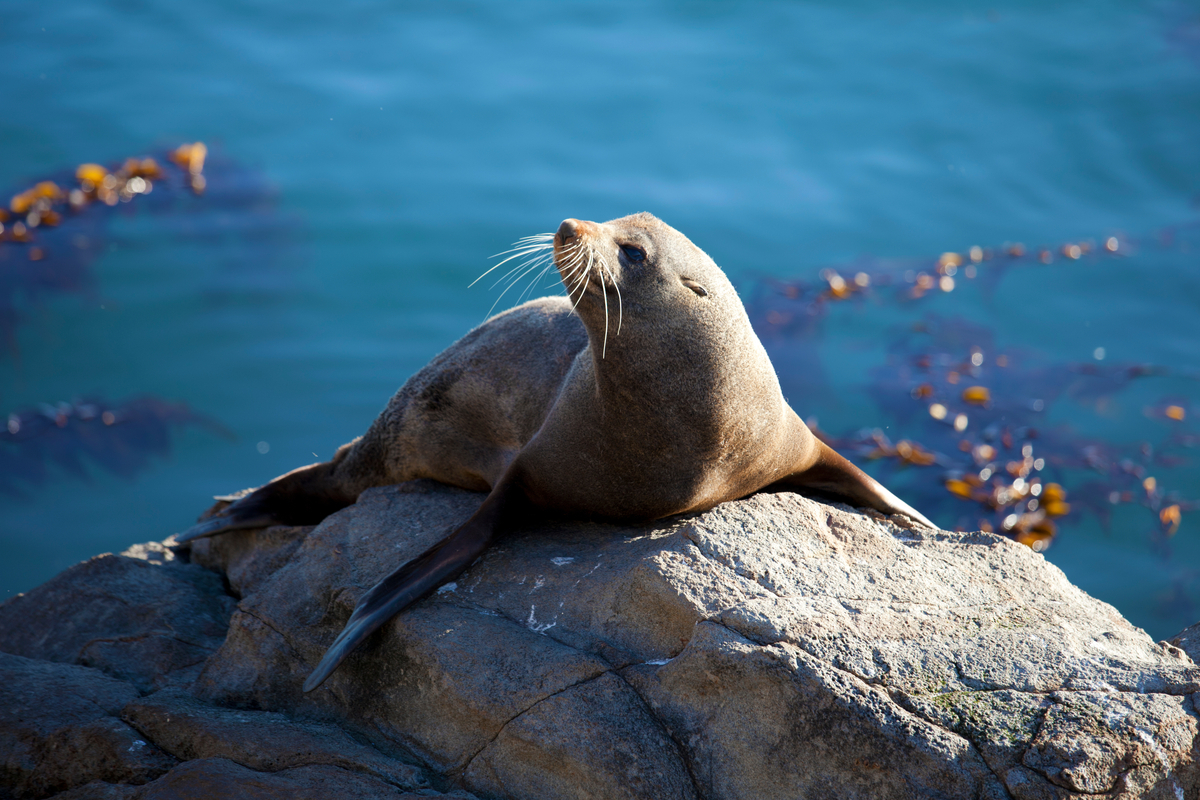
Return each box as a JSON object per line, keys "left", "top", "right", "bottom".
{"left": 302, "top": 480, "right": 515, "bottom": 693}
{"left": 175, "top": 460, "right": 356, "bottom": 543}
{"left": 778, "top": 439, "right": 937, "bottom": 530}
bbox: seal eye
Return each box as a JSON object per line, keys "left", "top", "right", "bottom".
{"left": 620, "top": 244, "right": 646, "bottom": 263}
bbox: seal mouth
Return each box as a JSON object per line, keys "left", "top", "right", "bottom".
{"left": 552, "top": 218, "right": 606, "bottom": 296}
{"left": 553, "top": 217, "right": 623, "bottom": 358}
{"left": 470, "top": 218, "right": 623, "bottom": 358}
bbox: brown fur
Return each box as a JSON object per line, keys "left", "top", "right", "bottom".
{"left": 177, "top": 213, "right": 932, "bottom": 690}
{"left": 330, "top": 296, "right": 588, "bottom": 496}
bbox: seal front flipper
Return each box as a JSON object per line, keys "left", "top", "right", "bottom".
{"left": 775, "top": 437, "right": 937, "bottom": 530}
{"left": 302, "top": 475, "right": 524, "bottom": 693}
{"left": 175, "top": 461, "right": 356, "bottom": 543}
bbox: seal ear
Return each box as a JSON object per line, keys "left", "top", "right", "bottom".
{"left": 682, "top": 279, "right": 708, "bottom": 297}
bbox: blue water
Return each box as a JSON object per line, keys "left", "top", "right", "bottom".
{"left": 2, "top": 1, "right": 1198, "bottom": 639}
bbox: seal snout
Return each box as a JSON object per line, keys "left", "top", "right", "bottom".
{"left": 555, "top": 217, "right": 598, "bottom": 246}
{"left": 557, "top": 218, "right": 581, "bottom": 242}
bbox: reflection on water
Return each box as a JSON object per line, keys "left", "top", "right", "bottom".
{"left": 1, "top": 0, "right": 1197, "bottom": 640}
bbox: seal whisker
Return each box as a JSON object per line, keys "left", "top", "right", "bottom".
{"left": 558, "top": 244, "right": 589, "bottom": 307}
{"left": 558, "top": 246, "right": 585, "bottom": 281}
{"left": 516, "top": 256, "right": 561, "bottom": 306}
{"left": 554, "top": 241, "right": 582, "bottom": 275}
{"left": 571, "top": 272, "right": 587, "bottom": 309}
{"left": 567, "top": 249, "right": 590, "bottom": 311}
{"left": 494, "top": 233, "right": 555, "bottom": 255}
{"left": 560, "top": 262, "right": 585, "bottom": 291}
{"left": 553, "top": 242, "right": 582, "bottom": 274}
{"left": 596, "top": 249, "right": 611, "bottom": 358}
{"left": 471, "top": 235, "right": 555, "bottom": 288}
{"left": 555, "top": 250, "right": 584, "bottom": 299}
{"left": 600, "top": 254, "right": 623, "bottom": 336}
{"left": 489, "top": 252, "right": 552, "bottom": 298}
{"left": 474, "top": 249, "right": 551, "bottom": 290}
{"left": 485, "top": 253, "right": 559, "bottom": 318}
{"left": 493, "top": 242, "right": 552, "bottom": 261}
{"left": 492, "top": 236, "right": 576, "bottom": 294}
{"left": 499, "top": 249, "right": 555, "bottom": 288}
{"left": 484, "top": 240, "right": 551, "bottom": 268}
{"left": 577, "top": 249, "right": 595, "bottom": 311}
{"left": 566, "top": 253, "right": 590, "bottom": 309}
{"left": 506, "top": 258, "right": 554, "bottom": 302}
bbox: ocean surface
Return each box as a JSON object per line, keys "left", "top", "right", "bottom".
{"left": 2, "top": 1, "right": 1198, "bottom": 640}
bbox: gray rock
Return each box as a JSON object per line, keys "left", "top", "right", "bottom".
{"left": 6, "top": 479, "right": 1200, "bottom": 799}
{"left": 126, "top": 757, "right": 449, "bottom": 799}
{"left": 188, "top": 483, "right": 1200, "bottom": 799}
{"left": 0, "top": 654, "right": 176, "bottom": 798}
{"left": 462, "top": 671, "right": 695, "bottom": 800}
{"left": 120, "top": 688, "right": 432, "bottom": 792}
{"left": 1170, "top": 622, "right": 1200, "bottom": 666}
{"left": 622, "top": 622, "right": 1005, "bottom": 799}
{"left": 47, "top": 782, "right": 139, "bottom": 800}
{"left": 0, "top": 552, "right": 235, "bottom": 694}
{"left": 186, "top": 523, "right": 311, "bottom": 600}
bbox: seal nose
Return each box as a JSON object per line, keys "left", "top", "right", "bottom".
{"left": 557, "top": 218, "right": 581, "bottom": 242}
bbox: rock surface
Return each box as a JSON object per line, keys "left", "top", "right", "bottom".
{"left": 2, "top": 479, "right": 1198, "bottom": 799}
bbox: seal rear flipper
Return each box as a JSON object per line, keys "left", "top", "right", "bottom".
{"left": 774, "top": 439, "right": 937, "bottom": 530}
{"left": 302, "top": 479, "right": 519, "bottom": 693}
{"left": 174, "top": 508, "right": 280, "bottom": 542}
{"left": 175, "top": 461, "right": 356, "bottom": 543}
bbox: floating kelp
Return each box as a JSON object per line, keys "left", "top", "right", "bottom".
{"left": 3, "top": 142, "right": 206, "bottom": 250}
{"left": 748, "top": 232, "right": 1134, "bottom": 342}
{"left": 747, "top": 218, "right": 1198, "bottom": 560}
{"left": 0, "top": 395, "right": 228, "bottom": 496}
{"left": 0, "top": 143, "right": 297, "bottom": 353}
{"left": 0, "top": 144, "right": 205, "bottom": 352}
{"left": 814, "top": 313, "right": 1197, "bottom": 554}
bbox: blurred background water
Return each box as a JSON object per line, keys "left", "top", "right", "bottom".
{"left": 2, "top": 0, "right": 1197, "bottom": 639}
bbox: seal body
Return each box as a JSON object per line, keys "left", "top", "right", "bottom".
{"left": 177, "top": 212, "right": 933, "bottom": 690}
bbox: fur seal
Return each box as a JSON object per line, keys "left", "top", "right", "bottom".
{"left": 176, "top": 212, "right": 934, "bottom": 691}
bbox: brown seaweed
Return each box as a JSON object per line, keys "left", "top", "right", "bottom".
{"left": 747, "top": 233, "right": 1133, "bottom": 341}
{"left": 0, "top": 142, "right": 297, "bottom": 354}
{"left": 747, "top": 220, "right": 1198, "bottom": 561}
{"left": 0, "top": 395, "right": 228, "bottom": 496}
{"left": 845, "top": 312, "right": 1194, "bottom": 550}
